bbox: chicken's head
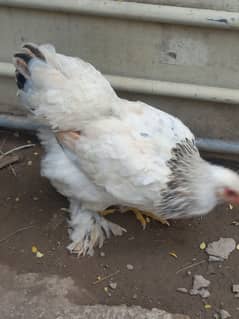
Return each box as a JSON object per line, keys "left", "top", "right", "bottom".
{"left": 212, "top": 166, "right": 239, "bottom": 205}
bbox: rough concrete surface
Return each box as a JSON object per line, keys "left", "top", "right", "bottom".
{"left": 0, "top": 265, "right": 189, "bottom": 319}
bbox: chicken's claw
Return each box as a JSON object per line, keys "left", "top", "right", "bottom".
{"left": 130, "top": 208, "right": 147, "bottom": 230}
{"left": 99, "top": 208, "right": 117, "bottom": 216}
{"left": 129, "top": 208, "right": 170, "bottom": 229}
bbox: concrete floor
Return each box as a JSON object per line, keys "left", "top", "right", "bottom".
{"left": 0, "top": 264, "right": 189, "bottom": 319}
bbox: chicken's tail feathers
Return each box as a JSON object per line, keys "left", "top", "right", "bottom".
{"left": 13, "top": 43, "right": 46, "bottom": 90}
{"left": 13, "top": 43, "right": 58, "bottom": 90}
{"left": 23, "top": 43, "right": 47, "bottom": 61}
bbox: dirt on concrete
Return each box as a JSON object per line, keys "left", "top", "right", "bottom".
{"left": 0, "top": 130, "right": 239, "bottom": 319}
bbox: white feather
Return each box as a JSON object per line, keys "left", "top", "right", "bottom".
{"left": 15, "top": 44, "right": 239, "bottom": 255}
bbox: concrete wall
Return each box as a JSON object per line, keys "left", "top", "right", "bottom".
{"left": 0, "top": 0, "right": 239, "bottom": 140}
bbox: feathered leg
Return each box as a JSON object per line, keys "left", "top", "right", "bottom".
{"left": 68, "top": 201, "right": 126, "bottom": 257}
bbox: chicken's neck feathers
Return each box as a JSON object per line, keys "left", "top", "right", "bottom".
{"left": 160, "top": 139, "right": 239, "bottom": 218}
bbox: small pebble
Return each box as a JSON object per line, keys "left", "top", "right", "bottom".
{"left": 132, "top": 294, "right": 138, "bottom": 300}
{"left": 209, "top": 256, "right": 224, "bottom": 262}
{"left": 27, "top": 160, "right": 32, "bottom": 166}
{"left": 190, "top": 287, "right": 210, "bottom": 298}
{"left": 33, "top": 196, "right": 39, "bottom": 201}
{"left": 232, "top": 284, "right": 239, "bottom": 293}
{"left": 126, "top": 264, "right": 134, "bottom": 270}
{"left": 218, "top": 309, "right": 231, "bottom": 319}
{"left": 232, "top": 284, "right": 239, "bottom": 297}
{"left": 15, "top": 197, "right": 20, "bottom": 202}
{"left": 199, "top": 288, "right": 210, "bottom": 298}
{"left": 33, "top": 152, "right": 39, "bottom": 156}
{"left": 192, "top": 274, "right": 210, "bottom": 290}
{"left": 100, "top": 252, "right": 105, "bottom": 257}
{"left": 109, "top": 282, "right": 117, "bottom": 290}
{"left": 176, "top": 288, "right": 188, "bottom": 294}
{"left": 189, "top": 274, "right": 210, "bottom": 298}
{"left": 187, "top": 271, "right": 192, "bottom": 276}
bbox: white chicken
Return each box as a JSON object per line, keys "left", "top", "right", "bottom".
{"left": 13, "top": 43, "right": 239, "bottom": 256}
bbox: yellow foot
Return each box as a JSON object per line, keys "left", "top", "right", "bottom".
{"left": 131, "top": 208, "right": 147, "bottom": 230}
{"left": 144, "top": 212, "right": 170, "bottom": 227}
{"left": 99, "top": 208, "right": 117, "bottom": 216}
{"left": 128, "top": 208, "right": 170, "bottom": 229}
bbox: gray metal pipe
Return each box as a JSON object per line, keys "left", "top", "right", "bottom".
{"left": 2, "top": 62, "right": 239, "bottom": 105}
{"left": 0, "top": 62, "right": 14, "bottom": 78}
{"left": 196, "top": 138, "right": 239, "bottom": 156}
{"left": 107, "top": 74, "right": 239, "bottom": 105}
{"left": 0, "top": 115, "right": 239, "bottom": 157}
{"left": 0, "top": 114, "right": 44, "bottom": 131}
{"left": 0, "top": 0, "right": 239, "bottom": 30}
